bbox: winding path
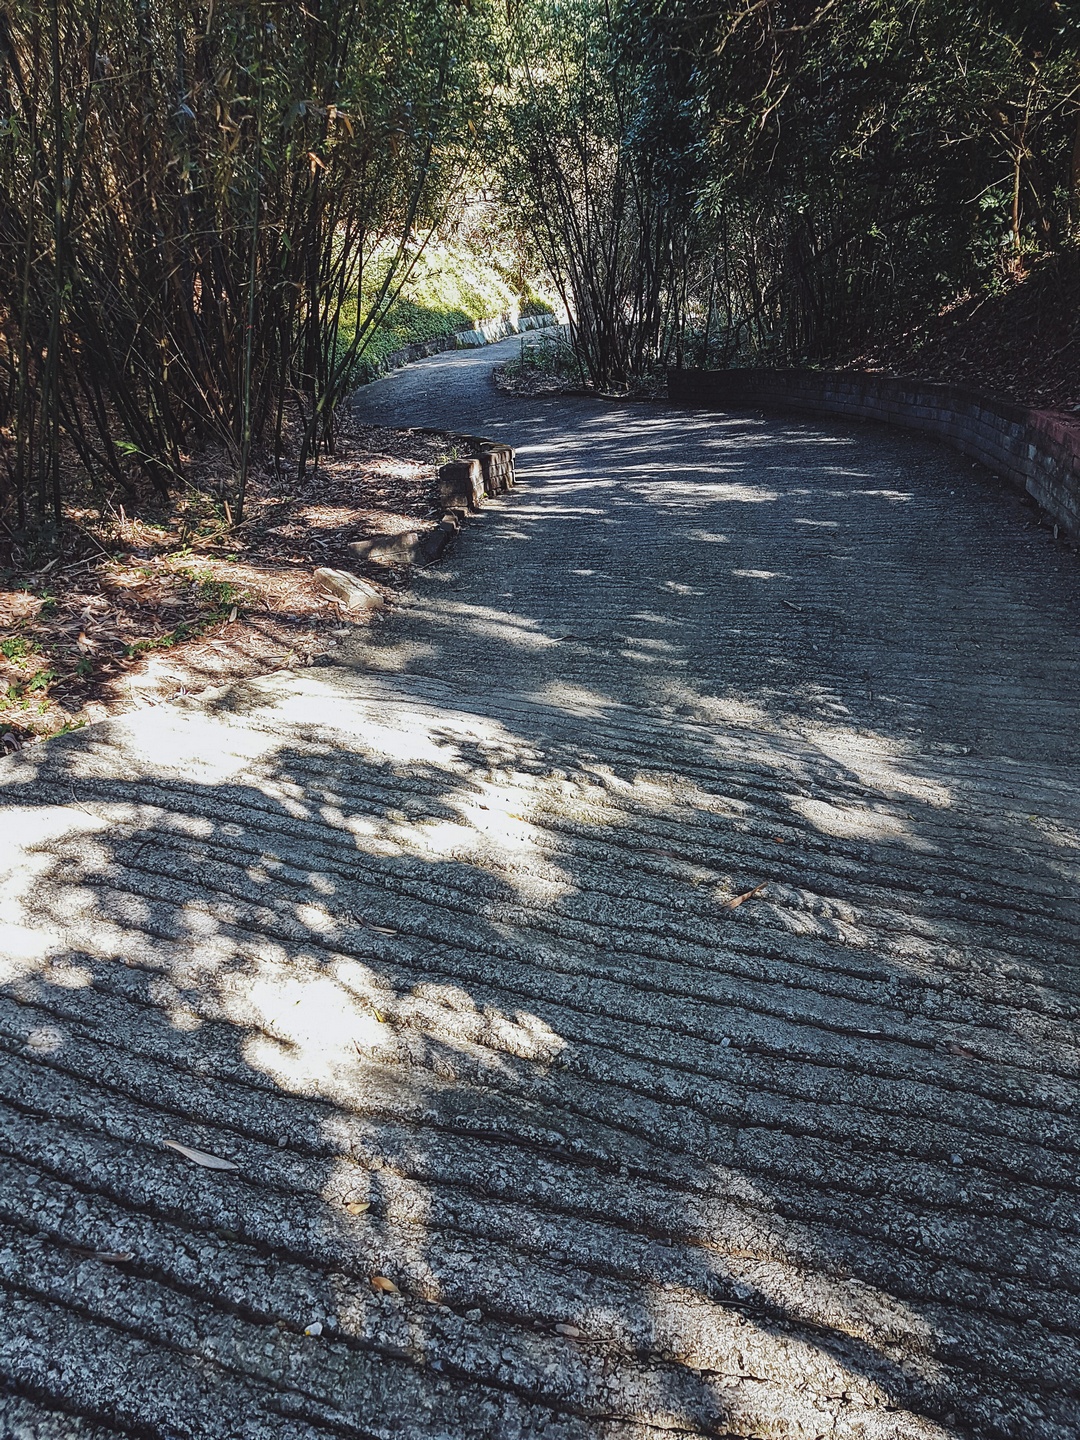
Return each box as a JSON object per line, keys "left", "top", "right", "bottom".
{"left": 2, "top": 338, "right": 1080, "bottom": 1439}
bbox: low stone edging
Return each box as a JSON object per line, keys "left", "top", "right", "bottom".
{"left": 668, "top": 367, "right": 1080, "bottom": 540}
{"left": 329, "top": 437, "right": 515, "bottom": 590}
{"left": 451, "top": 310, "right": 559, "bottom": 349}
{"left": 367, "top": 309, "right": 559, "bottom": 381}
{"left": 437, "top": 439, "right": 515, "bottom": 516}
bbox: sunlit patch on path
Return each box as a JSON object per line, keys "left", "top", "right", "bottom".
{"left": 2, "top": 337, "right": 1079, "bottom": 1439}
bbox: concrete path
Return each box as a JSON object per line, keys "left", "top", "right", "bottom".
{"left": 3, "top": 337, "right": 1080, "bottom": 1439}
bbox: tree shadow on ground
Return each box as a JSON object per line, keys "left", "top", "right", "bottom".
{"left": 1, "top": 650, "right": 1079, "bottom": 1439}
{"left": 3, "top": 391, "right": 1080, "bottom": 1438}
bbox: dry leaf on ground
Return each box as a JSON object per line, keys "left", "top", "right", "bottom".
{"left": 723, "top": 882, "right": 768, "bottom": 910}
{"left": 370, "top": 1275, "right": 400, "bottom": 1294}
{"left": 163, "top": 1138, "right": 240, "bottom": 1171}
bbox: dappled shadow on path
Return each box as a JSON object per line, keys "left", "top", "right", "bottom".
{"left": 1, "top": 655, "right": 1079, "bottom": 1438}
{"left": 2, "top": 394, "right": 1080, "bottom": 1438}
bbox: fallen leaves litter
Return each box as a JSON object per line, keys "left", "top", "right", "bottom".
{"left": 1, "top": 422, "right": 461, "bottom": 742}
{"left": 370, "top": 1275, "right": 400, "bottom": 1295}
{"left": 723, "top": 882, "right": 768, "bottom": 910}
{"left": 163, "top": 1138, "right": 239, "bottom": 1171}
{"left": 344, "top": 1201, "right": 371, "bottom": 1215}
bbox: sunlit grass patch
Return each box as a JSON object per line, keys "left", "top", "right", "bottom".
{"left": 340, "top": 242, "right": 555, "bottom": 384}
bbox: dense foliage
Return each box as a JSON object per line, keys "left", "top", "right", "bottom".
{"left": 1, "top": 0, "right": 1076, "bottom": 539}
{"left": 501, "top": 0, "right": 1079, "bottom": 382}
{"left": 666, "top": 0, "right": 1080, "bottom": 365}
{"left": 0, "top": 0, "right": 497, "bottom": 531}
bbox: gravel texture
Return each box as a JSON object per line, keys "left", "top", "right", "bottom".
{"left": 1, "top": 338, "right": 1079, "bottom": 1439}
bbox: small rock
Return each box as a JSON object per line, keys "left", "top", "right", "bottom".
{"left": 304, "top": 1321, "right": 323, "bottom": 1336}
{"left": 464, "top": 1308, "right": 482, "bottom": 1321}
{"left": 349, "top": 531, "right": 421, "bottom": 565}
{"left": 350, "top": 515, "right": 458, "bottom": 569}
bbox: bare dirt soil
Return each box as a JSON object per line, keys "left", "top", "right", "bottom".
{"left": 0, "top": 421, "right": 464, "bottom": 746}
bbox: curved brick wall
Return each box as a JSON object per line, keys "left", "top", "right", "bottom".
{"left": 668, "top": 368, "right": 1080, "bottom": 540}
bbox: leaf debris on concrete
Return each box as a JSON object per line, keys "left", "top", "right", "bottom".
{"left": 723, "top": 881, "right": 768, "bottom": 910}
{"left": 162, "top": 1139, "right": 240, "bottom": 1171}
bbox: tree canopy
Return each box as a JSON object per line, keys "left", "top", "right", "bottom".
{"left": 1, "top": 0, "right": 1077, "bottom": 534}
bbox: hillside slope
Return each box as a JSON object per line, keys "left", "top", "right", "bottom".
{"left": 850, "top": 249, "right": 1080, "bottom": 413}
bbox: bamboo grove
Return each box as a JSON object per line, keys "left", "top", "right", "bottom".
{"left": 0, "top": 0, "right": 495, "bottom": 534}
{"left": 1, "top": 0, "right": 1078, "bottom": 545}
{"left": 504, "top": 0, "right": 1080, "bottom": 384}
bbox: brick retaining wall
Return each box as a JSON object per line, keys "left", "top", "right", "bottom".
{"left": 668, "top": 368, "right": 1080, "bottom": 540}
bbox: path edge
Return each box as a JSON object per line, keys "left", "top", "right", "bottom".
{"left": 669, "top": 367, "right": 1080, "bottom": 542}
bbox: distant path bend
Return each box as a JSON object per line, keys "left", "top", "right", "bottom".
{"left": 2, "top": 336, "right": 1080, "bottom": 1440}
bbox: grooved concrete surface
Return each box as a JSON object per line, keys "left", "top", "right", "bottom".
{"left": 2, "top": 338, "right": 1080, "bottom": 1440}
